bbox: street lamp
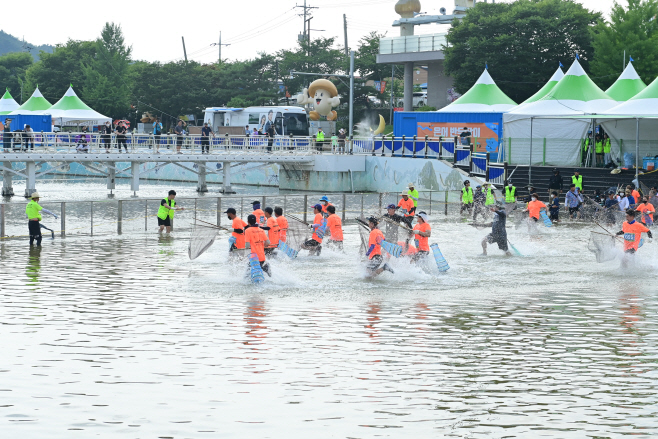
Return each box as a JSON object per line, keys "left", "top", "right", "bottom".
{"left": 289, "top": 50, "right": 356, "bottom": 140}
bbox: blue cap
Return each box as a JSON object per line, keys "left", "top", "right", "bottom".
{"left": 387, "top": 204, "right": 396, "bottom": 209}
{"left": 320, "top": 196, "right": 330, "bottom": 202}
{"left": 311, "top": 204, "right": 323, "bottom": 211}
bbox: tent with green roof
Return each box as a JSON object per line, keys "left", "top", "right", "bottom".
{"left": 503, "top": 60, "right": 618, "bottom": 165}
{"left": 0, "top": 89, "right": 19, "bottom": 115}
{"left": 519, "top": 66, "right": 564, "bottom": 106}
{"left": 45, "top": 86, "right": 111, "bottom": 126}
{"left": 600, "top": 75, "right": 658, "bottom": 154}
{"left": 10, "top": 86, "right": 52, "bottom": 115}
{"left": 437, "top": 69, "right": 517, "bottom": 113}
{"left": 606, "top": 62, "right": 646, "bottom": 102}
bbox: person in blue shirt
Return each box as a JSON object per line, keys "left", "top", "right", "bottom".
{"left": 565, "top": 184, "right": 583, "bottom": 219}
{"left": 604, "top": 191, "right": 619, "bottom": 225}
{"left": 152, "top": 117, "right": 163, "bottom": 152}
{"left": 625, "top": 189, "right": 636, "bottom": 208}
{"left": 549, "top": 191, "right": 560, "bottom": 222}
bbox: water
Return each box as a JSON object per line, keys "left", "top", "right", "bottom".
{"left": 2, "top": 196, "right": 658, "bottom": 437}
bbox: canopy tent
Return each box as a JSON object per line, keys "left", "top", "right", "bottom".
{"left": 600, "top": 75, "right": 658, "bottom": 158}
{"left": 437, "top": 69, "right": 517, "bottom": 113}
{"left": 0, "top": 89, "right": 19, "bottom": 115}
{"left": 518, "top": 66, "right": 564, "bottom": 107}
{"left": 503, "top": 60, "right": 618, "bottom": 166}
{"left": 605, "top": 61, "right": 647, "bottom": 102}
{"left": 10, "top": 86, "right": 52, "bottom": 115}
{"left": 45, "top": 86, "right": 111, "bottom": 126}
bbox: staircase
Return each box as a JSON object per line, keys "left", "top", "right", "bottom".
{"left": 507, "top": 165, "right": 658, "bottom": 199}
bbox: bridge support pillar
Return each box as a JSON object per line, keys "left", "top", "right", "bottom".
{"left": 24, "top": 161, "right": 36, "bottom": 198}
{"left": 130, "top": 161, "right": 140, "bottom": 196}
{"left": 106, "top": 162, "right": 116, "bottom": 190}
{"left": 196, "top": 164, "right": 208, "bottom": 193}
{"left": 222, "top": 162, "right": 235, "bottom": 194}
{"left": 2, "top": 162, "right": 14, "bottom": 197}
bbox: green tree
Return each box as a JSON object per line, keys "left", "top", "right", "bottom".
{"left": 591, "top": 0, "right": 658, "bottom": 89}
{"left": 444, "top": 0, "right": 600, "bottom": 103}
{"left": 25, "top": 40, "right": 96, "bottom": 102}
{"left": 82, "top": 23, "right": 133, "bottom": 118}
{"left": 0, "top": 52, "right": 33, "bottom": 102}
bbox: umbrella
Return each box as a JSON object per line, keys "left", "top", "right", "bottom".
{"left": 114, "top": 119, "right": 131, "bottom": 128}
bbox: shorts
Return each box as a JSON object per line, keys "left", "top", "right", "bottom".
{"left": 367, "top": 254, "right": 383, "bottom": 271}
{"left": 158, "top": 217, "right": 171, "bottom": 227}
{"left": 411, "top": 250, "right": 429, "bottom": 262}
{"left": 569, "top": 207, "right": 579, "bottom": 215}
{"left": 624, "top": 248, "right": 636, "bottom": 254}
{"left": 549, "top": 209, "right": 559, "bottom": 220}
{"left": 304, "top": 239, "right": 320, "bottom": 248}
{"left": 265, "top": 247, "right": 277, "bottom": 256}
{"left": 486, "top": 233, "right": 508, "bottom": 251}
{"left": 530, "top": 216, "right": 538, "bottom": 222}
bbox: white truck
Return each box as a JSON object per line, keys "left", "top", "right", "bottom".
{"left": 202, "top": 106, "right": 310, "bottom": 137}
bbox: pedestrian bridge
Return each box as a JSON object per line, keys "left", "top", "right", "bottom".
{"left": 1, "top": 133, "right": 506, "bottom": 197}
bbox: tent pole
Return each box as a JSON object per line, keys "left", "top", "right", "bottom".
{"left": 529, "top": 117, "right": 533, "bottom": 186}
{"left": 635, "top": 117, "right": 639, "bottom": 184}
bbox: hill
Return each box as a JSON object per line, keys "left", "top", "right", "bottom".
{"left": 0, "top": 30, "right": 53, "bottom": 60}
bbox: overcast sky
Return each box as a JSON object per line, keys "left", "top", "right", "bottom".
{"left": 5, "top": 0, "right": 618, "bottom": 64}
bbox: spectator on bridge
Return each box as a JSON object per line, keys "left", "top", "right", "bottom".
{"left": 24, "top": 125, "right": 35, "bottom": 151}
{"left": 548, "top": 168, "right": 563, "bottom": 199}
{"left": 252, "top": 128, "right": 259, "bottom": 136}
{"left": 245, "top": 125, "right": 250, "bottom": 136}
{"left": 338, "top": 129, "right": 347, "bottom": 154}
{"left": 102, "top": 121, "right": 113, "bottom": 153}
{"left": 315, "top": 128, "right": 325, "bottom": 152}
{"left": 266, "top": 123, "right": 276, "bottom": 153}
{"left": 153, "top": 117, "right": 163, "bottom": 152}
{"left": 115, "top": 121, "right": 128, "bottom": 153}
{"left": 3, "top": 118, "right": 12, "bottom": 152}
{"left": 200, "top": 122, "right": 213, "bottom": 154}
{"left": 459, "top": 127, "right": 471, "bottom": 146}
{"left": 174, "top": 120, "right": 187, "bottom": 154}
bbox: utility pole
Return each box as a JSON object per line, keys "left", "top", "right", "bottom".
{"left": 343, "top": 14, "right": 349, "bottom": 56}
{"left": 211, "top": 32, "right": 231, "bottom": 64}
{"left": 182, "top": 37, "right": 188, "bottom": 63}
{"left": 296, "top": 0, "right": 318, "bottom": 42}
{"left": 390, "top": 65, "right": 395, "bottom": 124}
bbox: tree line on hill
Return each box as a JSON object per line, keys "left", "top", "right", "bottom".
{"left": 1, "top": 0, "right": 656, "bottom": 125}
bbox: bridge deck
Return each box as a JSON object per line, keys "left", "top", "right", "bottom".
{"left": 0, "top": 152, "right": 315, "bottom": 164}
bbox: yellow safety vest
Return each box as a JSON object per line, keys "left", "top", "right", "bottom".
{"left": 408, "top": 188, "right": 419, "bottom": 207}
{"left": 572, "top": 175, "right": 583, "bottom": 191}
{"left": 26, "top": 200, "right": 42, "bottom": 221}
{"left": 157, "top": 198, "right": 176, "bottom": 220}
{"left": 505, "top": 186, "right": 516, "bottom": 203}
{"left": 604, "top": 139, "right": 611, "bottom": 153}
{"left": 462, "top": 187, "right": 473, "bottom": 203}
{"left": 316, "top": 131, "right": 325, "bottom": 141}
{"left": 595, "top": 140, "right": 603, "bottom": 153}
{"left": 484, "top": 187, "right": 495, "bottom": 205}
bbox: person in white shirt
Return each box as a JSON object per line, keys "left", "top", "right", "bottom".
{"left": 617, "top": 192, "right": 630, "bottom": 211}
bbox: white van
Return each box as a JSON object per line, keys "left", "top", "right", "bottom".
{"left": 202, "top": 106, "right": 309, "bottom": 136}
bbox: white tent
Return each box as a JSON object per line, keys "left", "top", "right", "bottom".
{"left": 503, "top": 60, "right": 618, "bottom": 165}
{"left": 46, "top": 86, "right": 111, "bottom": 126}
{"left": 605, "top": 62, "right": 646, "bottom": 102}
{"left": 514, "top": 66, "right": 564, "bottom": 110}
{"left": 9, "top": 86, "right": 52, "bottom": 115}
{"left": 437, "top": 69, "right": 517, "bottom": 113}
{"left": 600, "top": 75, "right": 658, "bottom": 160}
{"left": 0, "top": 89, "right": 19, "bottom": 115}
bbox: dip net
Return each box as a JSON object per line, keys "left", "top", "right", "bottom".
{"left": 356, "top": 216, "right": 371, "bottom": 255}
{"left": 286, "top": 216, "right": 311, "bottom": 251}
{"left": 188, "top": 222, "right": 219, "bottom": 260}
{"left": 587, "top": 231, "right": 617, "bottom": 263}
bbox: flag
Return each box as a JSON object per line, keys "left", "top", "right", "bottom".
{"left": 576, "top": 53, "right": 580, "bottom": 60}
{"left": 485, "top": 62, "right": 488, "bottom": 70}
{"left": 559, "top": 61, "right": 564, "bottom": 68}
{"left": 630, "top": 56, "right": 635, "bottom": 62}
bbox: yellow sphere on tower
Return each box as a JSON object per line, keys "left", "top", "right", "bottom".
{"left": 395, "top": 0, "right": 421, "bottom": 19}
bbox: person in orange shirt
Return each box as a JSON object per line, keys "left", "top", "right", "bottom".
{"left": 325, "top": 205, "right": 343, "bottom": 250}
{"left": 636, "top": 197, "right": 655, "bottom": 226}
{"left": 225, "top": 208, "right": 247, "bottom": 252}
{"left": 251, "top": 201, "right": 266, "bottom": 225}
{"left": 616, "top": 209, "right": 652, "bottom": 265}
{"left": 523, "top": 193, "right": 547, "bottom": 223}
{"left": 412, "top": 212, "right": 431, "bottom": 263}
{"left": 397, "top": 190, "right": 416, "bottom": 228}
{"left": 629, "top": 184, "right": 641, "bottom": 207}
{"left": 263, "top": 207, "right": 280, "bottom": 254}
{"left": 244, "top": 214, "right": 272, "bottom": 276}
{"left": 274, "top": 207, "right": 288, "bottom": 242}
{"left": 319, "top": 196, "right": 333, "bottom": 217}
{"left": 398, "top": 241, "right": 417, "bottom": 256}
{"left": 301, "top": 204, "right": 325, "bottom": 256}
{"left": 365, "top": 217, "right": 394, "bottom": 277}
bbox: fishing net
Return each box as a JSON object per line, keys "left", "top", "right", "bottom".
{"left": 587, "top": 231, "right": 618, "bottom": 263}
{"left": 356, "top": 216, "right": 371, "bottom": 255}
{"left": 286, "top": 216, "right": 311, "bottom": 251}
{"left": 188, "top": 222, "right": 219, "bottom": 260}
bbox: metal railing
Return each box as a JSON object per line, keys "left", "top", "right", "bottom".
{"left": 379, "top": 33, "right": 448, "bottom": 55}
{"left": 0, "top": 191, "right": 469, "bottom": 240}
